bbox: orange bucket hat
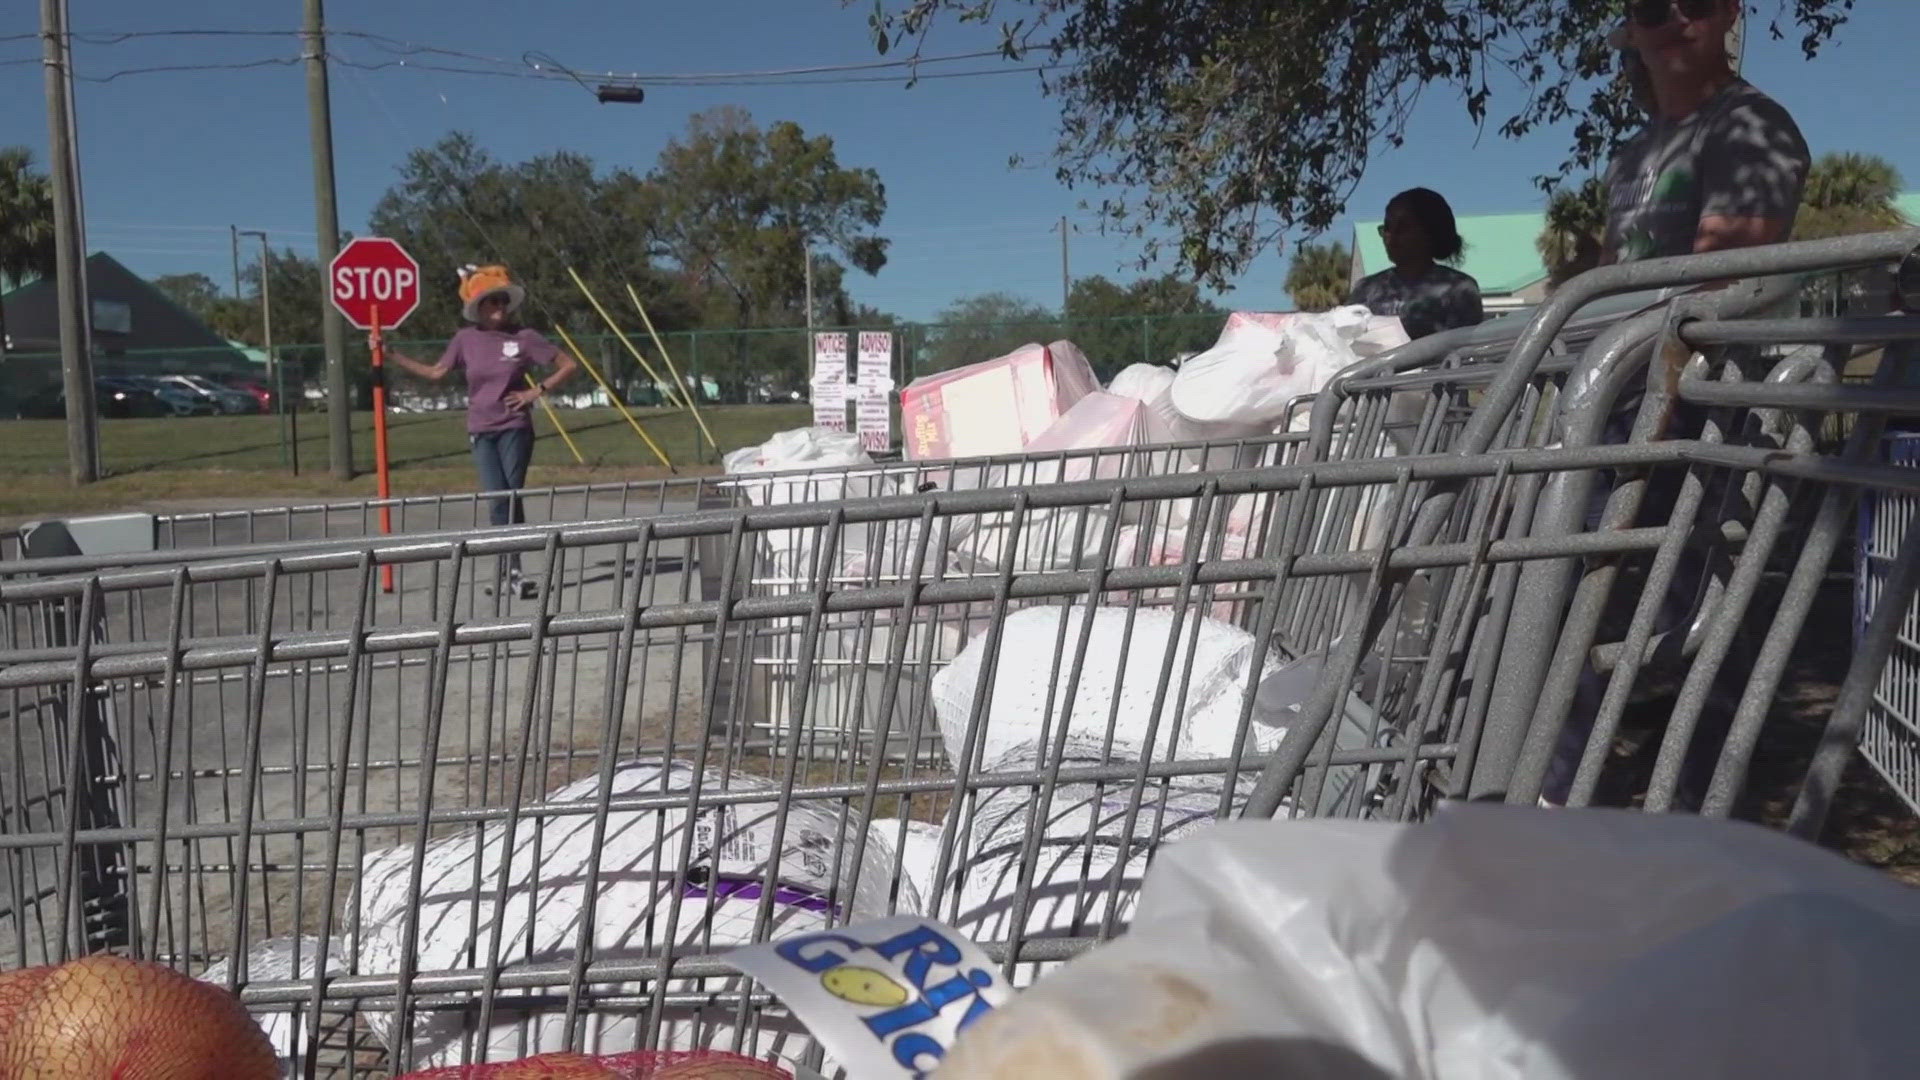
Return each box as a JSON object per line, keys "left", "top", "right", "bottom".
{"left": 458, "top": 264, "right": 526, "bottom": 323}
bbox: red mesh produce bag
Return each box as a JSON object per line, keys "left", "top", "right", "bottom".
{"left": 0, "top": 954, "right": 278, "bottom": 1078}
{"left": 394, "top": 1048, "right": 792, "bottom": 1079}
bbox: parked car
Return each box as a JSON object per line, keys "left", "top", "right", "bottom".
{"left": 157, "top": 374, "right": 254, "bottom": 415}
{"left": 221, "top": 376, "right": 276, "bottom": 414}
{"left": 121, "top": 376, "right": 218, "bottom": 417}
{"left": 94, "top": 377, "right": 170, "bottom": 418}
{"left": 10, "top": 378, "right": 171, "bottom": 419}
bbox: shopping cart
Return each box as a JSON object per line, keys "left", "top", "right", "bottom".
{"left": 0, "top": 231, "right": 1915, "bottom": 1077}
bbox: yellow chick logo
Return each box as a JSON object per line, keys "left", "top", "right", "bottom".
{"left": 820, "top": 966, "right": 910, "bottom": 1008}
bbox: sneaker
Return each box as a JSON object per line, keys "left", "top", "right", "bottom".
{"left": 512, "top": 569, "right": 539, "bottom": 601}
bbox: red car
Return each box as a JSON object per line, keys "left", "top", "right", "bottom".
{"left": 222, "top": 377, "right": 276, "bottom": 414}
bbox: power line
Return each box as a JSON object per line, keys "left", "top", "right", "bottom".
{"left": 330, "top": 55, "right": 1067, "bottom": 87}
{"left": 1, "top": 26, "right": 1058, "bottom": 87}
{"left": 76, "top": 57, "right": 301, "bottom": 82}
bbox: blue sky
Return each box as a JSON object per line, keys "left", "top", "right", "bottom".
{"left": 2, "top": 1, "right": 1916, "bottom": 326}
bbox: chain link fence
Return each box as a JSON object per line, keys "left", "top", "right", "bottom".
{"left": 1, "top": 313, "right": 1229, "bottom": 416}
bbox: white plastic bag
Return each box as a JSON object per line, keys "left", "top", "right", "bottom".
{"left": 1104, "top": 364, "right": 1181, "bottom": 445}
{"left": 724, "top": 426, "right": 941, "bottom": 583}
{"left": 722, "top": 426, "right": 874, "bottom": 505}
{"left": 871, "top": 773, "right": 1253, "bottom": 989}
{"left": 929, "top": 606, "right": 1294, "bottom": 771}
{"left": 1168, "top": 308, "right": 1408, "bottom": 433}
{"left": 943, "top": 393, "right": 1153, "bottom": 574}
{"left": 198, "top": 936, "right": 347, "bottom": 1070}
{"left": 939, "top": 806, "right": 1920, "bottom": 1079}
{"left": 348, "top": 758, "right": 909, "bottom": 1069}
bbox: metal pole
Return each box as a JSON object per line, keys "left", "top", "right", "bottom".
{"left": 230, "top": 225, "right": 241, "bottom": 298}
{"left": 243, "top": 231, "right": 293, "bottom": 474}
{"left": 42, "top": 0, "right": 96, "bottom": 484}
{"left": 304, "top": 0, "right": 353, "bottom": 480}
{"left": 803, "top": 239, "right": 815, "bottom": 336}
{"left": 1058, "top": 214, "right": 1070, "bottom": 313}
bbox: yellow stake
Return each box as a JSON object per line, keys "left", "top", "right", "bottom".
{"left": 566, "top": 266, "right": 691, "bottom": 413}
{"left": 623, "top": 280, "right": 718, "bottom": 453}
{"left": 524, "top": 373, "right": 585, "bottom": 465}
{"left": 550, "top": 322, "right": 674, "bottom": 470}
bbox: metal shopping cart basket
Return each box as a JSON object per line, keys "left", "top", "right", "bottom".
{"left": 0, "top": 231, "right": 1916, "bottom": 1077}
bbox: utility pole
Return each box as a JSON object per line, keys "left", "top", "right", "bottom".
{"left": 42, "top": 0, "right": 96, "bottom": 484}
{"left": 304, "top": 0, "right": 352, "bottom": 480}
{"left": 241, "top": 231, "right": 296, "bottom": 475}
{"left": 1056, "top": 215, "right": 1071, "bottom": 313}
{"left": 803, "top": 239, "right": 815, "bottom": 335}
{"left": 230, "top": 225, "right": 242, "bottom": 297}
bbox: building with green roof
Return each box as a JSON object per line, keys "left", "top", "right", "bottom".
{"left": 1352, "top": 192, "right": 1920, "bottom": 314}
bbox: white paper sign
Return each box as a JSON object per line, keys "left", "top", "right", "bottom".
{"left": 724, "top": 916, "right": 1014, "bottom": 1079}
{"left": 812, "top": 332, "right": 850, "bottom": 432}
{"left": 856, "top": 331, "right": 894, "bottom": 453}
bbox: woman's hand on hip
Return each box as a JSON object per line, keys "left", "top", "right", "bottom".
{"left": 505, "top": 386, "right": 544, "bottom": 412}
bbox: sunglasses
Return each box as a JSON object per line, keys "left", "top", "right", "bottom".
{"left": 1627, "top": 0, "right": 1721, "bottom": 28}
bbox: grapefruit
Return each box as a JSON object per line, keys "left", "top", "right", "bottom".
{"left": 0, "top": 954, "right": 277, "bottom": 1079}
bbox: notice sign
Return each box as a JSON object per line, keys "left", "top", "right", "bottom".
{"left": 811, "top": 332, "right": 849, "bottom": 432}
{"left": 856, "top": 331, "right": 894, "bottom": 453}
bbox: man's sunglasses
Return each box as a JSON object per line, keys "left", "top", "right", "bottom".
{"left": 1627, "top": 0, "right": 1720, "bottom": 29}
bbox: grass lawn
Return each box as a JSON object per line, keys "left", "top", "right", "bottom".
{"left": 0, "top": 404, "right": 812, "bottom": 520}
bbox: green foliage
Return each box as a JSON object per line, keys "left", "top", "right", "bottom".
{"left": 366, "top": 132, "right": 690, "bottom": 350}
{"left": 152, "top": 271, "right": 259, "bottom": 344}
{"left": 1795, "top": 152, "right": 1908, "bottom": 241}
{"left": 0, "top": 147, "right": 55, "bottom": 352}
{"left": 1063, "top": 273, "right": 1222, "bottom": 376}
{"left": 918, "top": 292, "right": 1058, "bottom": 371}
{"left": 364, "top": 112, "right": 890, "bottom": 400}
{"left": 861, "top": 0, "right": 1856, "bottom": 287}
{"left": 644, "top": 107, "right": 890, "bottom": 396}
{"left": 1536, "top": 177, "right": 1608, "bottom": 290}
{"left": 1284, "top": 242, "right": 1351, "bottom": 313}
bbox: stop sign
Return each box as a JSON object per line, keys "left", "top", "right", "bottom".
{"left": 329, "top": 237, "right": 421, "bottom": 330}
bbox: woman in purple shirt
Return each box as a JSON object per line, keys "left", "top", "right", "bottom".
{"left": 391, "top": 265, "right": 578, "bottom": 598}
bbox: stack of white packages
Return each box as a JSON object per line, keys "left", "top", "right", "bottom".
{"left": 348, "top": 758, "right": 911, "bottom": 1070}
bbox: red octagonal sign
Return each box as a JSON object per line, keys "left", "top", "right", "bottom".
{"left": 329, "top": 237, "right": 421, "bottom": 330}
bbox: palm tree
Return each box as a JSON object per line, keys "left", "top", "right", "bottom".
{"left": 1285, "top": 241, "right": 1351, "bottom": 312}
{"left": 1793, "top": 153, "right": 1908, "bottom": 315}
{"left": 1794, "top": 152, "right": 1907, "bottom": 240}
{"left": 1536, "top": 178, "right": 1607, "bottom": 291}
{"left": 0, "top": 147, "right": 57, "bottom": 353}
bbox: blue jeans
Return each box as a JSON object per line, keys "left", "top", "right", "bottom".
{"left": 470, "top": 427, "right": 532, "bottom": 528}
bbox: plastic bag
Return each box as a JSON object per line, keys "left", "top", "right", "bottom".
{"left": 939, "top": 806, "right": 1920, "bottom": 1079}
{"left": 395, "top": 1049, "right": 791, "bottom": 1078}
{"left": 723, "top": 426, "right": 938, "bottom": 583}
{"left": 942, "top": 393, "right": 1152, "bottom": 574}
{"left": 198, "top": 936, "right": 347, "bottom": 1069}
{"left": 348, "top": 758, "right": 908, "bottom": 1070}
{"left": 874, "top": 772, "right": 1258, "bottom": 987}
{"left": 1168, "top": 308, "right": 1407, "bottom": 432}
{"left": 722, "top": 427, "right": 873, "bottom": 505}
{"left": 899, "top": 343, "right": 1098, "bottom": 461}
{"left": 929, "top": 606, "right": 1298, "bottom": 771}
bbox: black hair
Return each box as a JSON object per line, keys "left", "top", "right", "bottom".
{"left": 1386, "top": 187, "right": 1466, "bottom": 264}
